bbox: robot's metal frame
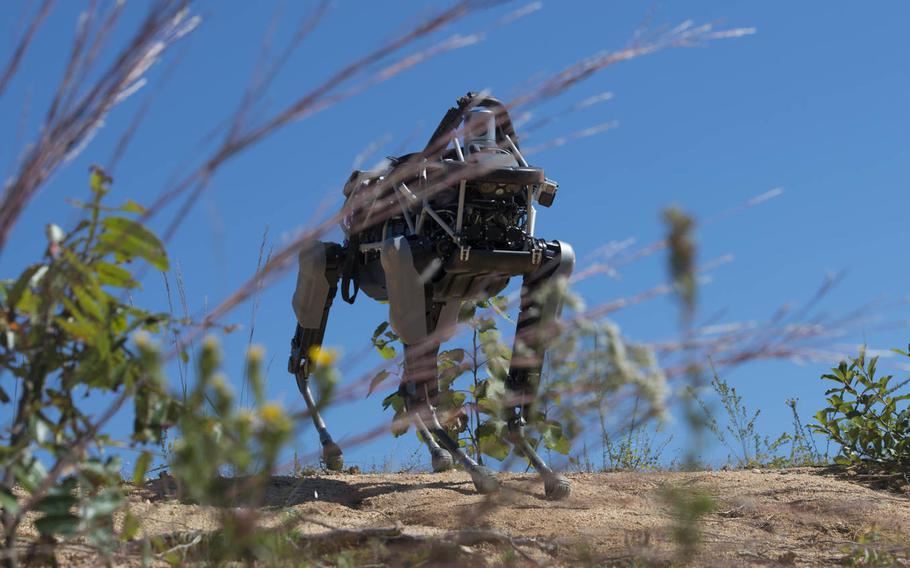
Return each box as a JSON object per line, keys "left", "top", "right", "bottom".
{"left": 288, "top": 93, "right": 575, "bottom": 499}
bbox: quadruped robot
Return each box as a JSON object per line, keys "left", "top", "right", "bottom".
{"left": 288, "top": 93, "right": 575, "bottom": 499}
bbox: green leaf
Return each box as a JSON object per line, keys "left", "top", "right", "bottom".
{"left": 73, "top": 283, "right": 104, "bottom": 322}
{"left": 542, "top": 422, "right": 572, "bottom": 455}
{"left": 82, "top": 489, "right": 123, "bottom": 520}
{"left": 372, "top": 321, "right": 389, "bottom": 342}
{"left": 35, "top": 513, "right": 80, "bottom": 537}
{"left": 382, "top": 392, "right": 404, "bottom": 413}
{"left": 90, "top": 167, "right": 112, "bottom": 195}
{"left": 15, "top": 456, "right": 48, "bottom": 491}
{"left": 367, "top": 370, "right": 391, "bottom": 397}
{"left": 476, "top": 421, "right": 510, "bottom": 461}
{"left": 119, "top": 200, "right": 146, "bottom": 214}
{"left": 480, "top": 437, "right": 510, "bottom": 461}
{"left": 5, "top": 264, "right": 43, "bottom": 310}
{"left": 458, "top": 303, "right": 477, "bottom": 322}
{"left": 35, "top": 494, "right": 77, "bottom": 516}
{"left": 0, "top": 488, "right": 20, "bottom": 516}
{"left": 391, "top": 408, "right": 409, "bottom": 437}
{"left": 475, "top": 317, "right": 497, "bottom": 333}
{"left": 121, "top": 510, "right": 140, "bottom": 541}
{"left": 96, "top": 262, "right": 139, "bottom": 289}
{"left": 440, "top": 348, "right": 465, "bottom": 363}
{"left": 133, "top": 451, "right": 152, "bottom": 485}
{"left": 96, "top": 217, "right": 169, "bottom": 271}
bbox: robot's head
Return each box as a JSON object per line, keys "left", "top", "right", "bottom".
{"left": 464, "top": 107, "right": 497, "bottom": 151}
{"left": 463, "top": 106, "right": 517, "bottom": 169}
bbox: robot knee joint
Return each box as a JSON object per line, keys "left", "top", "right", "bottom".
{"left": 554, "top": 240, "right": 575, "bottom": 277}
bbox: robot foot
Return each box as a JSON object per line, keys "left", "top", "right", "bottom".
{"left": 508, "top": 426, "right": 570, "bottom": 500}
{"left": 469, "top": 465, "right": 501, "bottom": 494}
{"left": 430, "top": 447, "right": 455, "bottom": 472}
{"left": 322, "top": 442, "right": 344, "bottom": 472}
{"left": 543, "top": 473, "right": 571, "bottom": 501}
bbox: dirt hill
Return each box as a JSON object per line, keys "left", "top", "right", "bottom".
{"left": 22, "top": 468, "right": 910, "bottom": 566}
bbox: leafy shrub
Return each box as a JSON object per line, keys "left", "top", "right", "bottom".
{"left": 0, "top": 169, "right": 176, "bottom": 557}
{"left": 812, "top": 346, "right": 910, "bottom": 467}
{"left": 692, "top": 368, "right": 827, "bottom": 468}
{"left": 600, "top": 397, "right": 672, "bottom": 471}
{"left": 371, "top": 298, "right": 548, "bottom": 464}
{"left": 693, "top": 370, "right": 789, "bottom": 468}
{"left": 370, "top": 297, "right": 668, "bottom": 470}
{"left": 0, "top": 170, "right": 298, "bottom": 565}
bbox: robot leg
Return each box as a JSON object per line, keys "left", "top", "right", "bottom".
{"left": 381, "top": 237, "right": 498, "bottom": 491}
{"left": 289, "top": 241, "right": 345, "bottom": 471}
{"left": 403, "top": 339, "right": 498, "bottom": 493}
{"left": 504, "top": 239, "right": 575, "bottom": 500}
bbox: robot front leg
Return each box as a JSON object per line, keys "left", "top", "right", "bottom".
{"left": 289, "top": 241, "right": 345, "bottom": 471}
{"left": 504, "top": 240, "right": 575, "bottom": 500}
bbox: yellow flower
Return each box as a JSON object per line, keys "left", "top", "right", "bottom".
{"left": 133, "top": 331, "right": 151, "bottom": 347}
{"left": 237, "top": 409, "right": 255, "bottom": 426}
{"left": 308, "top": 346, "right": 338, "bottom": 366}
{"left": 246, "top": 344, "right": 265, "bottom": 363}
{"left": 260, "top": 403, "right": 285, "bottom": 424}
{"left": 260, "top": 403, "right": 292, "bottom": 433}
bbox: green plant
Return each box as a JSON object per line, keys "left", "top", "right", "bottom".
{"left": 371, "top": 320, "right": 468, "bottom": 444}
{"left": 586, "top": 321, "right": 669, "bottom": 471}
{"left": 370, "top": 296, "right": 577, "bottom": 467}
{"left": 168, "top": 339, "right": 292, "bottom": 505}
{"left": 693, "top": 367, "right": 790, "bottom": 468}
{"left": 785, "top": 397, "right": 826, "bottom": 466}
{"left": 843, "top": 528, "right": 909, "bottom": 567}
{"left": 812, "top": 345, "right": 910, "bottom": 468}
{"left": 601, "top": 396, "right": 672, "bottom": 471}
{"left": 660, "top": 484, "right": 715, "bottom": 562}
{"left": 0, "top": 169, "right": 176, "bottom": 563}
{"left": 0, "top": 171, "right": 304, "bottom": 566}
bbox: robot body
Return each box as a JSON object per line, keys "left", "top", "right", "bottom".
{"left": 289, "top": 93, "right": 573, "bottom": 499}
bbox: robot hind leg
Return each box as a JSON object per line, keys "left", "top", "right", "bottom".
{"left": 381, "top": 236, "right": 498, "bottom": 492}
{"left": 403, "top": 337, "right": 498, "bottom": 493}
{"left": 289, "top": 241, "right": 345, "bottom": 471}
{"left": 504, "top": 239, "right": 575, "bottom": 500}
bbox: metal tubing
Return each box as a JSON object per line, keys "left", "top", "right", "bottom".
{"left": 526, "top": 185, "right": 537, "bottom": 236}
{"left": 513, "top": 432, "right": 554, "bottom": 477}
{"left": 503, "top": 136, "right": 537, "bottom": 235}
{"left": 504, "top": 134, "right": 529, "bottom": 167}
{"left": 416, "top": 208, "right": 427, "bottom": 234}
{"left": 398, "top": 182, "right": 419, "bottom": 204}
{"left": 455, "top": 180, "right": 467, "bottom": 235}
{"left": 424, "top": 204, "right": 457, "bottom": 239}
{"left": 393, "top": 185, "right": 415, "bottom": 234}
{"left": 425, "top": 408, "right": 480, "bottom": 469}
{"left": 453, "top": 135, "right": 465, "bottom": 161}
{"left": 297, "top": 373, "right": 333, "bottom": 446}
{"left": 413, "top": 413, "right": 443, "bottom": 452}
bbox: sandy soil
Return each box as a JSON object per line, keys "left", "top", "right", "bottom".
{"left": 21, "top": 468, "right": 910, "bottom": 566}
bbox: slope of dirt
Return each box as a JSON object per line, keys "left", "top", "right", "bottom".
{"left": 22, "top": 468, "right": 910, "bottom": 566}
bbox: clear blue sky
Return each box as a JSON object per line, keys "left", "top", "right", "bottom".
{"left": 2, "top": 1, "right": 908, "bottom": 471}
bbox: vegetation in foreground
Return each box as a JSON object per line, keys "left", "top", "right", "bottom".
{"left": 0, "top": 3, "right": 907, "bottom": 566}
{"left": 1, "top": 174, "right": 908, "bottom": 567}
